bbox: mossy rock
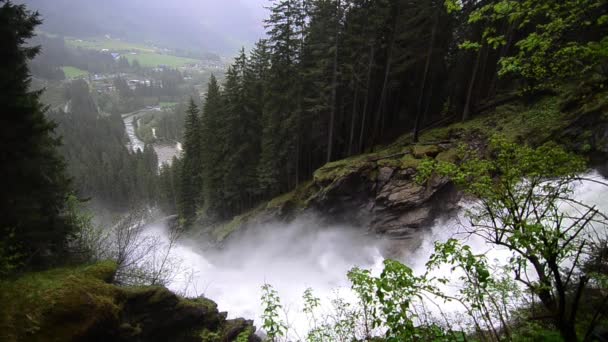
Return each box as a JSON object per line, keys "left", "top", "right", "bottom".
{"left": 436, "top": 149, "right": 460, "bottom": 163}
{"left": 0, "top": 261, "right": 121, "bottom": 342}
{"left": 313, "top": 155, "right": 372, "bottom": 184}
{"left": 412, "top": 144, "right": 441, "bottom": 158}
{"left": 212, "top": 214, "right": 249, "bottom": 242}
{"left": 0, "top": 262, "right": 259, "bottom": 342}
{"left": 400, "top": 154, "right": 422, "bottom": 170}
{"left": 376, "top": 158, "right": 402, "bottom": 169}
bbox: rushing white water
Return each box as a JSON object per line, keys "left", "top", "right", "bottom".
{"left": 141, "top": 171, "right": 607, "bottom": 336}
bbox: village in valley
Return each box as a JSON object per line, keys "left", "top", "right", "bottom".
{"left": 31, "top": 33, "right": 229, "bottom": 166}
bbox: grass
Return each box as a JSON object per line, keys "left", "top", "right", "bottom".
{"left": 160, "top": 101, "right": 179, "bottom": 109}
{"left": 62, "top": 66, "right": 88, "bottom": 79}
{"left": 66, "top": 37, "right": 155, "bottom": 53}
{"left": 418, "top": 96, "right": 565, "bottom": 145}
{"left": 65, "top": 37, "right": 201, "bottom": 68}
{"left": 126, "top": 53, "right": 199, "bottom": 68}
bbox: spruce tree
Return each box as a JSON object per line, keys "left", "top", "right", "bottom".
{"left": 0, "top": 0, "right": 73, "bottom": 269}
{"left": 200, "top": 75, "right": 225, "bottom": 217}
{"left": 258, "top": 0, "right": 305, "bottom": 196}
{"left": 178, "top": 99, "right": 202, "bottom": 226}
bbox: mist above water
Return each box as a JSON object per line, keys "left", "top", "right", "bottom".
{"left": 142, "top": 171, "right": 608, "bottom": 336}
{"left": 158, "top": 218, "right": 385, "bottom": 332}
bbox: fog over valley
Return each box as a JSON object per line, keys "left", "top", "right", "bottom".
{"left": 19, "top": 0, "right": 267, "bottom": 53}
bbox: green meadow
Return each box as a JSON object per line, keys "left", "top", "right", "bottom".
{"left": 62, "top": 66, "right": 88, "bottom": 79}
{"left": 125, "top": 53, "right": 199, "bottom": 68}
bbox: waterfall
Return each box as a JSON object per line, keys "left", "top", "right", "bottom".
{"left": 135, "top": 171, "right": 608, "bottom": 336}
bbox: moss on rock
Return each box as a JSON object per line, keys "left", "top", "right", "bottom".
{"left": 0, "top": 262, "right": 259, "bottom": 342}
{"left": 412, "top": 144, "right": 441, "bottom": 158}
{"left": 400, "top": 154, "right": 422, "bottom": 170}
{"left": 436, "top": 149, "right": 459, "bottom": 163}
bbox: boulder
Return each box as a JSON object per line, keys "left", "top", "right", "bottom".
{"left": 0, "top": 262, "right": 260, "bottom": 342}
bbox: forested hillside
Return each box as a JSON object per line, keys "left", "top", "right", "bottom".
{"left": 172, "top": 0, "right": 608, "bottom": 225}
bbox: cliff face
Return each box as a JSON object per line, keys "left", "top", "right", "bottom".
{"left": 204, "top": 86, "right": 608, "bottom": 248}
{"left": 305, "top": 143, "right": 462, "bottom": 239}
{"left": 0, "top": 262, "right": 260, "bottom": 342}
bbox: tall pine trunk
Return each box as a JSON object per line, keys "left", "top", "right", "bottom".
{"left": 462, "top": 45, "right": 483, "bottom": 122}
{"left": 372, "top": 18, "right": 397, "bottom": 146}
{"left": 413, "top": 14, "right": 438, "bottom": 143}
{"left": 358, "top": 44, "right": 375, "bottom": 153}
{"left": 348, "top": 84, "right": 359, "bottom": 155}
{"left": 326, "top": 0, "right": 341, "bottom": 164}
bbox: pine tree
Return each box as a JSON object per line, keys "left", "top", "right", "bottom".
{"left": 258, "top": 0, "right": 306, "bottom": 196}
{"left": 220, "top": 49, "right": 263, "bottom": 214}
{"left": 0, "top": 0, "right": 73, "bottom": 269}
{"left": 200, "top": 75, "right": 225, "bottom": 217}
{"left": 178, "top": 99, "right": 202, "bottom": 226}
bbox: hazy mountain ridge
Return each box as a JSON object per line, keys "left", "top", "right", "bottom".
{"left": 19, "top": 0, "right": 267, "bottom": 54}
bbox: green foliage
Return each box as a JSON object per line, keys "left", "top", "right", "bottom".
{"left": 259, "top": 139, "right": 606, "bottom": 341}
{"left": 261, "top": 284, "right": 288, "bottom": 341}
{"left": 235, "top": 327, "right": 254, "bottom": 342}
{"left": 466, "top": 0, "right": 608, "bottom": 85}
{"left": 348, "top": 261, "right": 464, "bottom": 342}
{"left": 419, "top": 139, "right": 606, "bottom": 340}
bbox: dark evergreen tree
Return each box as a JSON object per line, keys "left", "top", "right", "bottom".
{"left": 200, "top": 75, "right": 225, "bottom": 218}
{"left": 0, "top": 0, "right": 73, "bottom": 268}
{"left": 178, "top": 99, "right": 203, "bottom": 226}
{"left": 258, "top": 0, "right": 306, "bottom": 196}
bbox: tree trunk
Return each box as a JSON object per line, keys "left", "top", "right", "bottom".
{"left": 326, "top": 0, "right": 341, "bottom": 164}
{"left": 358, "top": 44, "right": 375, "bottom": 153}
{"left": 462, "top": 45, "right": 483, "bottom": 122}
{"left": 413, "top": 14, "right": 438, "bottom": 142}
{"left": 372, "top": 34, "right": 395, "bottom": 146}
{"left": 348, "top": 84, "right": 359, "bottom": 155}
